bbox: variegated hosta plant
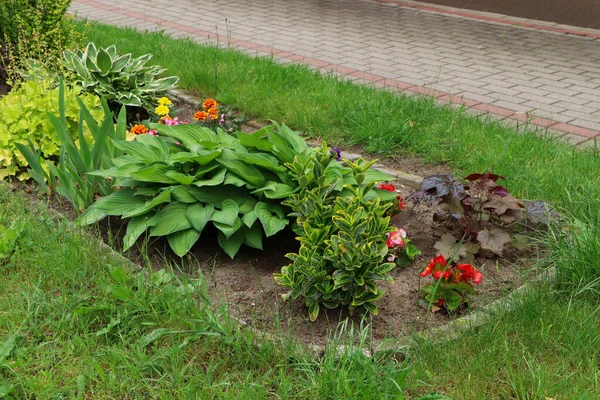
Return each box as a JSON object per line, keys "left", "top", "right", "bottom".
{"left": 63, "top": 42, "right": 178, "bottom": 117}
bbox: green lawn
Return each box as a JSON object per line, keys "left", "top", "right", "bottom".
{"left": 1, "top": 21, "right": 599, "bottom": 399}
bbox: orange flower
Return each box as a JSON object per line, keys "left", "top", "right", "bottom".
{"left": 130, "top": 124, "right": 148, "bottom": 135}
{"left": 203, "top": 98, "right": 218, "bottom": 110}
{"left": 207, "top": 107, "right": 219, "bottom": 121}
{"left": 194, "top": 111, "right": 208, "bottom": 121}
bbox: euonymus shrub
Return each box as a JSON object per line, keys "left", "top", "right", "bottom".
{"left": 274, "top": 148, "right": 398, "bottom": 320}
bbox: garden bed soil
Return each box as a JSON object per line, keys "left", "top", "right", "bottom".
{"left": 8, "top": 89, "right": 541, "bottom": 348}
{"left": 82, "top": 154, "right": 537, "bottom": 348}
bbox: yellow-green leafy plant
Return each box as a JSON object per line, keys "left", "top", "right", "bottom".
{"left": 0, "top": 78, "right": 102, "bottom": 180}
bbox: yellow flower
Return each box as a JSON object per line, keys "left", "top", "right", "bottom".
{"left": 158, "top": 97, "right": 172, "bottom": 106}
{"left": 155, "top": 105, "right": 170, "bottom": 116}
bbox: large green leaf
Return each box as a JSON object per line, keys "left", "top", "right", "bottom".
{"left": 135, "top": 133, "right": 169, "bottom": 154}
{"left": 96, "top": 48, "right": 113, "bottom": 75}
{"left": 236, "top": 126, "right": 275, "bottom": 152}
{"left": 130, "top": 163, "right": 177, "bottom": 184}
{"left": 150, "top": 202, "right": 191, "bottom": 236}
{"left": 252, "top": 182, "right": 296, "bottom": 199}
{"left": 74, "top": 207, "right": 107, "bottom": 226}
{"left": 112, "top": 139, "right": 166, "bottom": 163}
{"left": 165, "top": 171, "right": 195, "bottom": 185}
{"left": 193, "top": 167, "right": 226, "bottom": 187}
{"left": 167, "top": 149, "right": 221, "bottom": 165}
{"left": 91, "top": 190, "right": 145, "bottom": 215}
{"left": 186, "top": 203, "right": 214, "bottom": 233}
{"left": 189, "top": 185, "right": 248, "bottom": 206}
{"left": 211, "top": 199, "right": 239, "bottom": 227}
{"left": 254, "top": 202, "right": 289, "bottom": 237}
{"left": 241, "top": 210, "right": 258, "bottom": 228}
{"left": 243, "top": 223, "right": 263, "bottom": 250}
{"left": 217, "top": 158, "right": 265, "bottom": 187}
{"left": 217, "top": 230, "right": 245, "bottom": 259}
{"left": 151, "top": 124, "right": 218, "bottom": 151}
{"left": 168, "top": 228, "right": 201, "bottom": 256}
{"left": 122, "top": 189, "right": 172, "bottom": 218}
{"left": 123, "top": 212, "right": 159, "bottom": 250}
{"left": 235, "top": 152, "right": 286, "bottom": 172}
{"left": 171, "top": 185, "right": 199, "bottom": 203}
{"left": 214, "top": 218, "right": 243, "bottom": 239}
{"left": 89, "top": 162, "right": 147, "bottom": 179}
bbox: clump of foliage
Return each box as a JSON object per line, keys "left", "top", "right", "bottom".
{"left": 63, "top": 42, "right": 179, "bottom": 119}
{"left": 274, "top": 148, "right": 415, "bottom": 321}
{"left": 410, "top": 172, "right": 545, "bottom": 263}
{"left": 17, "top": 80, "right": 127, "bottom": 212}
{"left": 0, "top": 0, "right": 82, "bottom": 76}
{"left": 0, "top": 78, "right": 102, "bottom": 180}
{"left": 75, "top": 122, "right": 308, "bottom": 258}
{"left": 418, "top": 255, "right": 483, "bottom": 313}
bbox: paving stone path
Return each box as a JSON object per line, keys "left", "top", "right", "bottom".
{"left": 69, "top": 0, "right": 600, "bottom": 146}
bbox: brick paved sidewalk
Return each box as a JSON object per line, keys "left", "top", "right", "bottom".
{"left": 69, "top": 0, "right": 600, "bottom": 146}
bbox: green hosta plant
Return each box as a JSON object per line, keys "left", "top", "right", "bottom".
{"left": 0, "top": 78, "right": 102, "bottom": 180}
{"left": 16, "top": 80, "right": 127, "bottom": 211}
{"left": 63, "top": 42, "right": 179, "bottom": 117}
{"left": 275, "top": 156, "right": 401, "bottom": 321}
{"left": 74, "top": 123, "right": 307, "bottom": 258}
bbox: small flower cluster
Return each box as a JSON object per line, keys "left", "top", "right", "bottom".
{"left": 329, "top": 147, "right": 341, "bottom": 161}
{"left": 419, "top": 255, "right": 483, "bottom": 284}
{"left": 194, "top": 98, "right": 223, "bottom": 124}
{"left": 154, "top": 96, "right": 172, "bottom": 116}
{"left": 379, "top": 183, "right": 406, "bottom": 214}
{"left": 418, "top": 255, "right": 483, "bottom": 312}
{"left": 385, "top": 227, "right": 421, "bottom": 268}
{"left": 129, "top": 97, "right": 185, "bottom": 138}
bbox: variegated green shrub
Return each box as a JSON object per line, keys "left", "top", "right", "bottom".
{"left": 0, "top": 79, "right": 102, "bottom": 180}
{"left": 275, "top": 155, "right": 398, "bottom": 321}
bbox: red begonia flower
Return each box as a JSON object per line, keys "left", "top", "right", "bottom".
{"left": 380, "top": 183, "right": 395, "bottom": 192}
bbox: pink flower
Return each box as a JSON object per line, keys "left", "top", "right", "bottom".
{"left": 147, "top": 129, "right": 158, "bottom": 136}
{"left": 219, "top": 113, "right": 225, "bottom": 125}
{"left": 164, "top": 116, "right": 180, "bottom": 126}
{"left": 386, "top": 228, "right": 406, "bottom": 248}
{"left": 387, "top": 254, "right": 396, "bottom": 262}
